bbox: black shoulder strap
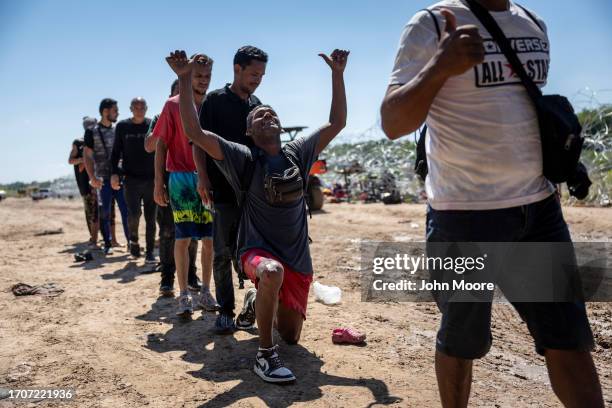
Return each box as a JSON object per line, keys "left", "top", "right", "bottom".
{"left": 238, "top": 146, "right": 259, "bottom": 206}
{"left": 280, "top": 147, "right": 312, "bottom": 218}
{"left": 465, "top": 0, "right": 542, "bottom": 104}
{"left": 515, "top": 4, "right": 543, "bottom": 32}
{"left": 282, "top": 148, "right": 307, "bottom": 191}
{"left": 96, "top": 127, "right": 110, "bottom": 159}
{"left": 414, "top": 8, "right": 440, "bottom": 176}
{"left": 421, "top": 8, "right": 441, "bottom": 41}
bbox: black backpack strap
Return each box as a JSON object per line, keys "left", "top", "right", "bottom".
{"left": 414, "top": 125, "right": 428, "bottom": 181}
{"left": 515, "top": 4, "right": 543, "bottom": 32}
{"left": 411, "top": 8, "right": 440, "bottom": 183}
{"left": 237, "top": 146, "right": 259, "bottom": 207}
{"left": 282, "top": 147, "right": 312, "bottom": 219}
{"left": 282, "top": 148, "right": 307, "bottom": 192}
{"left": 421, "top": 8, "right": 441, "bottom": 41}
{"left": 96, "top": 127, "right": 110, "bottom": 160}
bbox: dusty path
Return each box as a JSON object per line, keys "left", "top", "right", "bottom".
{"left": 0, "top": 198, "right": 610, "bottom": 407}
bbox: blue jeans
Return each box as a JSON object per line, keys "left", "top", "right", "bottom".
{"left": 98, "top": 180, "right": 130, "bottom": 247}
{"left": 426, "top": 194, "right": 594, "bottom": 358}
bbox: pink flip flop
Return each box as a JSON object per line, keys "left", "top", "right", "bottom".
{"left": 332, "top": 327, "right": 366, "bottom": 345}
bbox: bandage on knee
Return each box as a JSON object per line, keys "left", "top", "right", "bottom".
{"left": 254, "top": 257, "right": 283, "bottom": 278}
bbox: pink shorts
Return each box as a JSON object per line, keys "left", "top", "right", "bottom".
{"left": 241, "top": 248, "right": 313, "bottom": 319}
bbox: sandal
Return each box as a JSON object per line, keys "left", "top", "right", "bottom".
{"left": 332, "top": 327, "right": 366, "bottom": 345}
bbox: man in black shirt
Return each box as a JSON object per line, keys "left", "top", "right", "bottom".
{"left": 111, "top": 97, "right": 156, "bottom": 263}
{"left": 195, "top": 45, "right": 266, "bottom": 333}
{"left": 69, "top": 116, "right": 99, "bottom": 247}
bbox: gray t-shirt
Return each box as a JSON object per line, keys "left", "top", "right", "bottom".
{"left": 214, "top": 131, "right": 320, "bottom": 275}
{"left": 84, "top": 124, "right": 116, "bottom": 180}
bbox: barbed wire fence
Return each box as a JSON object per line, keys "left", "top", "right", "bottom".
{"left": 323, "top": 89, "right": 611, "bottom": 206}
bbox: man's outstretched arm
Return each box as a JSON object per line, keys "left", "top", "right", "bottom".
{"left": 166, "top": 50, "right": 224, "bottom": 161}
{"left": 314, "top": 49, "right": 349, "bottom": 156}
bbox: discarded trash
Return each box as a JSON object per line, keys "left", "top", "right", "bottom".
{"left": 34, "top": 228, "right": 64, "bottom": 236}
{"left": 313, "top": 281, "right": 342, "bottom": 305}
{"left": 332, "top": 327, "right": 366, "bottom": 345}
{"left": 11, "top": 282, "right": 64, "bottom": 297}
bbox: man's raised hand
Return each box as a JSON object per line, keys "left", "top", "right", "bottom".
{"left": 166, "top": 50, "right": 192, "bottom": 77}
{"left": 435, "top": 9, "right": 485, "bottom": 78}
{"left": 318, "top": 49, "right": 350, "bottom": 73}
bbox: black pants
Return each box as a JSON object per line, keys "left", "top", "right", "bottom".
{"left": 157, "top": 202, "right": 197, "bottom": 279}
{"left": 123, "top": 177, "right": 157, "bottom": 254}
{"left": 213, "top": 202, "right": 242, "bottom": 316}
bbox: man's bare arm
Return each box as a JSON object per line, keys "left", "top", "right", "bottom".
{"left": 314, "top": 49, "right": 349, "bottom": 156}
{"left": 381, "top": 67, "right": 448, "bottom": 139}
{"left": 144, "top": 134, "right": 158, "bottom": 153}
{"left": 154, "top": 138, "right": 169, "bottom": 206}
{"left": 68, "top": 144, "right": 82, "bottom": 165}
{"left": 380, "top": 9, "right": 485, "bottom": 139}
{"left": 193, "top": 145, "right": 212, "bottom": 204}
{"left": 165, "top": 51, "right": 224, "bottom": 160}
{"left": 83, "top": 146, "right": 102, "bottom": 188}
{"left": 145, "top": 116, "right": 160, "bottom": 153}
{"left": 83, "top": 147, "right": 95, "bottom": 179}
{"left": 176, "top": 72, "right": 224, "bottom": 160}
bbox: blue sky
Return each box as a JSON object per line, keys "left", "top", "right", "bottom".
{"left": 1, "top": 0, "right": 611, "bottom": 183}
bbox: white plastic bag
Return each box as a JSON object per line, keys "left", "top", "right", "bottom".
{"left": 313, "top": 281, "right": 342, "bottom": 305}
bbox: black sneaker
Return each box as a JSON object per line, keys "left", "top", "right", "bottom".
{"left": 103, "top": 245, "right": 113, "bottom": 255}
{"left": 214, "top": 313, "right": 236, "bottom": 334}
{"left": 144, "top": 252, "right": 157, "bottom": 265}
{"left": 187, "top": 276, "right": 202, "bottom": 292}
{"left": 254, "top": 345, "right": 296, "bottom": 383}
{"left": 130, "top": 242, "right": 141, "bottom": 258}
{"left": 159, "top": 275, "right": 174, "bottom": 297}
{"left": 236, "top": 288, "right": 256, "bottom": 330}
{"left": 234, "top": 259, "right": 247, "bottom": 289}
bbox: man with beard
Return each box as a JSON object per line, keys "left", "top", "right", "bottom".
{"left": 84, "top": 98, "right": 130, "bottom": 255}
{"left": 194, "top": 46, "right": 267, "bottom": 333}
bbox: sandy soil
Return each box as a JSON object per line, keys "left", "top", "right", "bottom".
{"left": 0, "top": 197, "right": 610, "bottom": 407}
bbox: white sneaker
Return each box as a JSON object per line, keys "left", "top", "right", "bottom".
{"left": 254, "top": 345, "right": 296, "bottom": 383}
{"left": 176, "top": 294, "right": 193, "bottom": 316}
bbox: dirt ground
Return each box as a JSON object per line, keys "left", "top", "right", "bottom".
{"left": 0, "top": 197, "right": 610, "bottom": 407}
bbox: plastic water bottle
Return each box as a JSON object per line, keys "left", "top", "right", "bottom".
{"left": 313, "top": 281, "right": 342, "bottom": 305}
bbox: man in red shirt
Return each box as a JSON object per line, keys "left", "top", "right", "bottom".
{"left": 153, "top": 54, "right": 218, "bottom": 316}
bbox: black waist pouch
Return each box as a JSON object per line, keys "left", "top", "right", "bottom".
{"left": 264, "top": 165, "right": 304, "bottom": 205}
